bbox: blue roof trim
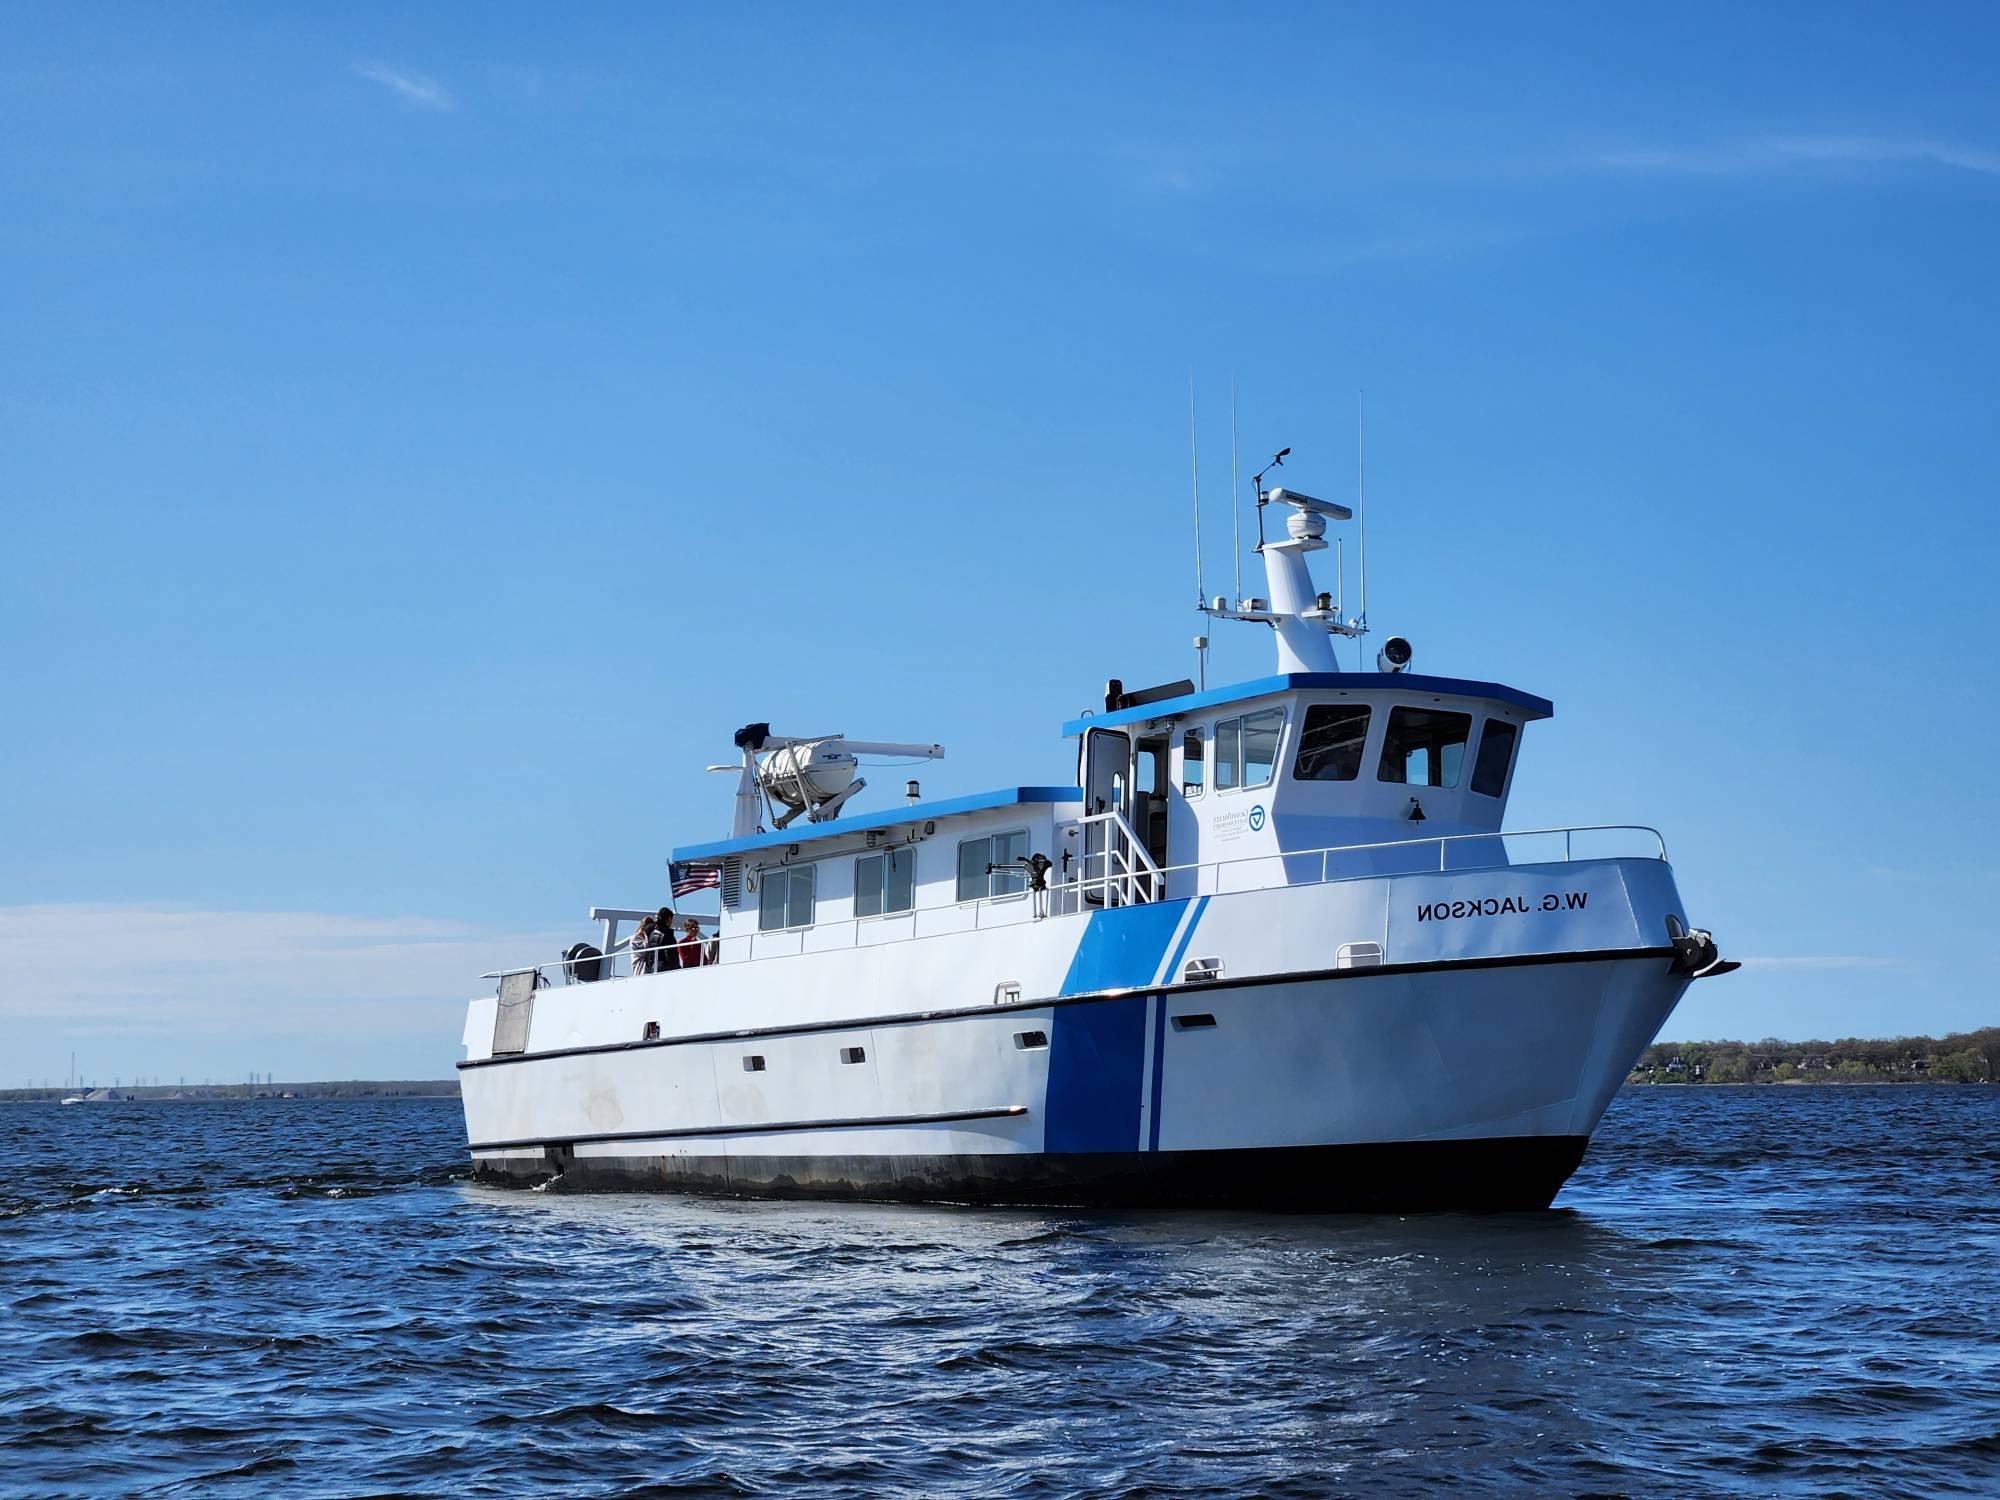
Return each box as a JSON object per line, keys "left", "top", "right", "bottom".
{"left": 1059, "top": 673, "right": 1554, "bottom": 736}
{"left": 673, "top": 786, "right": 1083, "bottom": 862}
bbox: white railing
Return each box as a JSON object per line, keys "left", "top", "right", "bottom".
{"left": 482, "top": 823, "right": 1665, "bottom": 986}
{"left": 1184, "top": 822, "right": 1666, "bottom": 895}
{"left": 1073, "top": 808, "right": 1165, "bottom": 909}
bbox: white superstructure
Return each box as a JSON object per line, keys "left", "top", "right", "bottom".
{"left": 457, "top": 459, "right": 1733, "bottom": 1210}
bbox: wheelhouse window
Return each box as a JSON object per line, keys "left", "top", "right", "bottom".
{"left": 1212, "top": 708, "right": 1283, "bottom": 792}
{"left": 757, "top": 864, "right": 816, "bottom": 931}
{"left": 854, "top": 847, "right": 914, "bottom": 917}
{"left": 1242, "top": 710, "right": 1281, "bottom": 786}
{"left": 956, "top": 829, "right": 1030, "bottom": 902}
{"left": 1181, "top": 728, "right": 1204, "bottom": 797}
{"left": 1470, "top": 718, "right": 1518, "bottom": 798}
{"left": 1293, "top": 704, "right": 1371, "bottom": 781}
{"left": 1377, "top": 707, "right": 1472, "bottom": 788}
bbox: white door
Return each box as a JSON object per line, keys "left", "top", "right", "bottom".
{"left": 1082, "top": 728, "right": 1130, "bottom": 904}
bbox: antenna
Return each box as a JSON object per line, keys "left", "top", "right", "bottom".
{"left": 1189, "top": 374, "right": 1207, "bottom": 689}
{"left": 1334, "top": 536, "right": 1347, "bottom": 671}
{"left": 1230, "top": 378, "right": 1242, "bottom": 605}
{"left": 1188, "top": 373, "right": 1204, "bottom": 605}
{"left": 1251, "top": 446, "right": 1290, "bottom": 552}
{"left": 1357, "top": 389, "right": 1368, "bottom": 633}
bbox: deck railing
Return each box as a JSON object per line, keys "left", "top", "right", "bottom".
{"left": 482, "top": 823, "right": 1666, "bottom": 987}
{"left": 1074, "top": 808, "right": 1164, "bottom": 908}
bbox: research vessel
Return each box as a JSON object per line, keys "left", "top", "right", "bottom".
{"left": 458, "top": 457, "right": 1734, "bottom": 1209}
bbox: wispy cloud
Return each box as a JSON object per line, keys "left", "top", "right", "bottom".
{"left": 0, "top": 904, "right": 564, "bottom": 1037}
{"left": 353, "top": 60, "right": 455, "bottom": 113}
{"left": 1736, "top": 955, "right": 1908, "bottom": 972}
{"left": 1578, "top": 134, "right": 2000, "bottom": 179}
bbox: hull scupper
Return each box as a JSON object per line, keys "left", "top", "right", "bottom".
{"left": 457, "top": 450, "right": 1733, "bottom": 1210}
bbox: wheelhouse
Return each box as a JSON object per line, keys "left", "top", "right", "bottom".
{"left": 1063, "top": 671, "right": 1554, "bottom": 896}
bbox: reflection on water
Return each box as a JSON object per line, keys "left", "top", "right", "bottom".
{"left": 4, "top": 1088, "right": 1999, "bottom": 1496}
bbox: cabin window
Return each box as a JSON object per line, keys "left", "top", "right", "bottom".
{"left": 1242, "top": 709, "right": 1281, "bottom": 786}
{"left": 1470, "top": 718, "right": 1519, "bottom": 798}
{"left": 1212, "top": 708, "right": 1283, "bottom": 792}
{"left": 757, "top": 864, "right": 816, "bottom": 931}
{"left": 956, "top": 829, "right": 1030, "bottom": 902}
{"left": 854, "top": 847, "right": 915, "bottom": 917}
{"left": 1137, "top": 745, "right": 1162, "bottom": 796}
{"left": 1377, "top": 707, "right": 1472, "bottom": 788}
{"left": 1293, "top": 704, "right": 1372, "bottom": 781}
{"left": 1181, "top": 729, "right": 1204, "bottom": 797}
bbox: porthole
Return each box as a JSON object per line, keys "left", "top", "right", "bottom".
{"left": 840, "top": 1046, "right": 867, "bottom": 1065}
{"left": 1014, "top": 1030, "right": 1049, "bottom": 1050}
{"left": 743, "top": 1055, "right": 767, "bottom": 1072}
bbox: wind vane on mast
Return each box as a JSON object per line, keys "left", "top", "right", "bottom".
{"left": 1191, "top": 428, "right": 1374, "bottom": 671}
{"left": 1182, "top": 387, "right": 1386, "bottom": 673}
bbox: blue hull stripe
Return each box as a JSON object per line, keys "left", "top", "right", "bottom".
{"left": 1146, "top": 896, "right": 1208, "bottom": 1153}
{"left": 1045, "top": 996, "right": 1149, "bottom": 1153}
{"left": 1056, "top": 900, "right": 1190, "bottom": 996}
{"left": 1160, "top": 895, "right": 1209, "bottom": 989}
{"left": 1147, "top": 994, "right": 1168, "bottom": 1152}
{"left": 1047, "top": 901, "right": 1194, "bottom": 1153}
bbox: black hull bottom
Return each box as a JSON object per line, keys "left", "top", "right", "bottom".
{"left": 469, "top": 1135, "right": 1592, "bottom": 1213}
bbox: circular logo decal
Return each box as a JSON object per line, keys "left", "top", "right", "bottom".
{"left": 1248, "top": 804, "right": 1266, "bottom": 832}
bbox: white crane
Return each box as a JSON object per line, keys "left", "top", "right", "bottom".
{"left": 714, "top": 723, "right": 945, "bottom": 835}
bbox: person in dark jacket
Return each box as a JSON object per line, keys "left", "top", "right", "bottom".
{"left": 653, "top": 907, "right": 681, "bottom": 972}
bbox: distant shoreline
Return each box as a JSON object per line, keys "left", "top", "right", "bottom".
{"left": 1629, "top": 1077, "right": 1992, "bottom": 1088}
{"left": 2, "top": 1081, "right": 459, "bottom": 1103}
{"left": 1631, "top": 1026, "right": 1997, "bottom": 1086}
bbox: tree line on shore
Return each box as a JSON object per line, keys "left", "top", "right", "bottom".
{"left": 1631, "top": 1027, "right": 1999, "bottom": 1084}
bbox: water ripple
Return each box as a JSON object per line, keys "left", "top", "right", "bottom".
{"left": 3, "top": 1090, "right": 1999, "bottom": 1495}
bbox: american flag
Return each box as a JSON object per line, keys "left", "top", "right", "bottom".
{"left": 670, "top": 861, "right": 722, "bottom": 899}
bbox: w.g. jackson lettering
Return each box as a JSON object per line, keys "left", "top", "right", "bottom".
{"left": 1416, "top": 891, "right": 1590, "bottom": 923}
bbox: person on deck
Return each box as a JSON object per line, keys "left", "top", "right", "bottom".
{"left": 677, "top": 915, "right": 707, "bottom": 969}
{"left": 630, "top": 915, "right": 661, "bottom": 976}
{"left": 653, "top": 907, "right": 682, "bottom": 972}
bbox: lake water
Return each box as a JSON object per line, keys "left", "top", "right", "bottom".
{"left": 5, "top": 1087, "right": 1998, "bottom": 1496}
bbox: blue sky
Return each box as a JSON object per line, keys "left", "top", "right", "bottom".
{"left": 4, "top": 5, "right": 1997, "bottom": 1083}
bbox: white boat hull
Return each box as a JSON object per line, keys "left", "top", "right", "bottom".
{"left": 460, "top": 857, "right": 1698, "bottom": 1210}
